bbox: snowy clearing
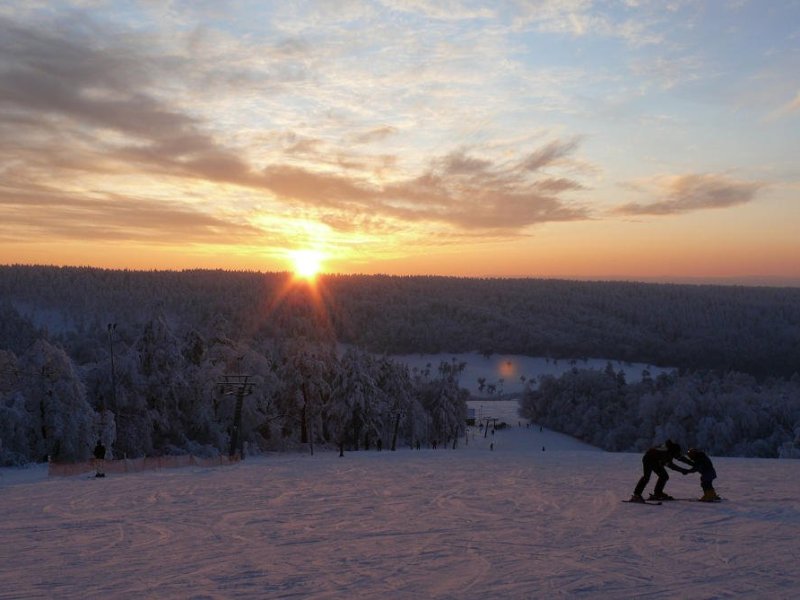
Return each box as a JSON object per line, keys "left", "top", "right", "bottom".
{"left": 1, "top": 419, "right": 798, "bottom": 599}
{"left": 391, "top": 352, "right": 670, "bottom": 395}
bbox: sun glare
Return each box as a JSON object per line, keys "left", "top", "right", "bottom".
{"left": 291, "top": 249, "right": 324, "bottom": 280}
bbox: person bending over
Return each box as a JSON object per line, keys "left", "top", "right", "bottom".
{"left": 630, "top": 439, "right": 689, "bottom": 502}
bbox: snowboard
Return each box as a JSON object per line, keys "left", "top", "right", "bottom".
{"left": 622, "top": 499, "right": 662, "bottom": 505}
{"left": 675, "top": 497, "right": 724, "bottom": 503}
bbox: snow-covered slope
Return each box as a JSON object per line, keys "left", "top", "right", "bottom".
{"left": 1, "top": 423, "right": 798, "bottom": 599}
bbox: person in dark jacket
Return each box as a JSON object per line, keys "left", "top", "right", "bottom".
{"left": 93, "top": 439, "right": 106, "bottom": 478}
{"left": 630, "top": 439, "right": 689, "bottom": 502}
{"left": 677, "top": 448, "right": 720, "bottom": 501}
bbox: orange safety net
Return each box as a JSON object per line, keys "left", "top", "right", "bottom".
{"left": 48, "top": 454, "right": 241, "bottom": 477}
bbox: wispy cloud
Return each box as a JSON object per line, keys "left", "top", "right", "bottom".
{"left": 0, "top": 1, "right": 795, "bottom": 277}
{"left": 781, "top": 91, "right": 800, "bottom": 113}
{"left": 511, "top": 0, "right": 664, "bottom": 46}
{"left": 385, "top": 0, "right": 495, "bottom": 21}
{"left": 0, "top": 12, "right": 590, "bottom": 243}
{"left": 767, "top": 90, "right": 800, "bottom": 121}
{"left": 615, "top": 174, "right": 764, "bottom": 216}
{"left": 382, "top": 146, "right": 588, "bottom": 229}
{"left": 352, "top": 126, "right": 398, "bottom": 144}
{"left": 253, "top": 143, "right": 588, "bottom": 231}
{"left": 629, "top": 54, "right": 706, "bottom": 90}
{"left": 0, "top": 186, "right": 262, "bottom": 244}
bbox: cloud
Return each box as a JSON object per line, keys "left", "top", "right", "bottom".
{"left": 533, "top": 178, "right": 585, "bottom": 193}
{"left": 0, "top": 17, "right": 195, "bottom": 141}
{"left": 629, "top": 54, "right": 705, "bottom": 90}
{"left": 379, "top": 147, "right": 588, "bottom": 229}
{"left": 0, "top": 14, "right": 217, "bottom": 187}
{"left": 439, "top": 149, "right": 493, "bottom": 175}
{"left": 615, "top": 173, "right": 764, "bottom": 216}
{"left": 352, "top": 126, "right": 398, "bottom": 144}
{"left": 0, "top": 10, "right": 590, "bottom": 246}
{"left": 519, "top": 139, "right": 581, "bottom": 172}
{"left": 212, "top": 144, "right": 588, "bottom": 232}
{"left": 385, "top": 0, "right": 495, "bottom": 21}
{"left": 511, "top": 0, "right": 664, "bottom": 46}
{"left": 767, "top": 90, "right": 800, "bottom": 120}
{"left": 782, "top": 91, "right": 800, "bottom": 113}
{"left": 0, "top": 186, "right": 262, "bottom": 244}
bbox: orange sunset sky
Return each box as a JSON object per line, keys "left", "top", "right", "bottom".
{"left": 0, "top": 1, "right": 798, "bottom": 284}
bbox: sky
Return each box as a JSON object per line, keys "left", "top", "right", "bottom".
{"left": 0, "top": 0, "right": 798, "bottom": 283}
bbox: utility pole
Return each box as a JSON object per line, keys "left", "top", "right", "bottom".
{"left": 217, "top": 375, "right": 254, "bottom": 459}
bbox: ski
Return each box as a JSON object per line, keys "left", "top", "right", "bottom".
{"left": 622, "top": 499, "right": 662, "bottom": 505}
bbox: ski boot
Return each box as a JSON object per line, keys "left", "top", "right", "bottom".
{"left": 629, "top": 493, "right": 645, "bottom": 503}
{"left": 649, "top": 492, "right": 675, "bottom": 501}
{"left": 699, "top": 488, "right": 721, "bottom": 502}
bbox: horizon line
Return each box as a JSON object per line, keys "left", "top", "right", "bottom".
{"left": 2, "top": 262, "right": 799, "bottom": 289}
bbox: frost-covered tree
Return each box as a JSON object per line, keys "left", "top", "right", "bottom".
{"left": 231, "top": 346, "right": 280, "bottom": 455}
{"left": 376, "top": 356, "right": 414, "bottom": 451}
{"left": 416, "top": 360, "right": 468, "bottom": 449}
{"left": 0, "top": 350, "right": 30, "bottom": 465}
{"left": 0, "top": 301, "right": 40, "bottom": 356}
{"left": 519, "top": 366, "right": 800, "bottom": 458}
{"left": 4, "top": 265, "right": 800, "bottom": 463}
{"left": 0, "top": 391, "right": 29, "bottom": 465}
{"left": 328, "top": 347, "right": 380, "bottom": 454}
{"left": 133, "top": 311, "right": 190, "bottom": 452}
{"left": 19, "top": 340, "right": 96, "bottom": 461}
{"left": 5, "top": 265, "right": 800, "bottom": 378}
{"left": 111, "top": 331, "right": 153, "bottom": 458}
{"left": 277, "top": 339, "right": 334, "bottom": 453}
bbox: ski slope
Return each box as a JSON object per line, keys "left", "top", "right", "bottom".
{"left": 1, "top": 418, "right": 798, "bottom": 599}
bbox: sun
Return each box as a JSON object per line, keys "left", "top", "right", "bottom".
{"left": 290, "top": 249, "right": 324, "bottom": 280}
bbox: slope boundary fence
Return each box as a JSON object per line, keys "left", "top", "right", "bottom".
{"left": 48, "top": 454, "right": 240, "bottom": 477}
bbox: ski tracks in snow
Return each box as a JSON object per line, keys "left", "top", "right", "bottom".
{"left": 1, "top": 433, "right": 799, "bottom": 599}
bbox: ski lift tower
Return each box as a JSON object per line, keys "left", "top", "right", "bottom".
{"left": 217, "top": 375, "right": 255, "bottom": 459}
{"left": 483, "top": 415, "right": 497, "bottom": 438}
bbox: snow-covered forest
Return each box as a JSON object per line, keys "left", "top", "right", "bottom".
{"left": 518, "top": 365, "right": 800, "bottom": 458}
{"left": 324, "top": 273, "right": 800, "bottom": 378}
{"left": 1, "top": 265, "right": 799, "bottom": 464}
{"left": 4, "top": 265, "right": 800, "bottom": 376}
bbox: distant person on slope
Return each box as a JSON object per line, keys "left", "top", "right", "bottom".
{"left": 630, "top": 439, "right": 689, "bottom": 502}
{"left": 93, "top": 439, "right": 106, "bottom": 478}
{"left": 677, "top": 448, "right": 721, "bottom": 502}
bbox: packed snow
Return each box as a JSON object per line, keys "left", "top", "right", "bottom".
{"left": 1, "top": 403, "right": 798, "bottom": 599}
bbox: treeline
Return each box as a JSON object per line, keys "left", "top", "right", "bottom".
{"left": 518, "top": 365, "right": 800, "bottom": 458}
{"left": 3, "top": 265, "right": 800, "bottom": 378}
{"left": 0, "top": 308, "right": 468, "bottom": 465}
{"left": 323, "top": 275, "right": 800, "bottom": 379}
{"left": 2, "top": 265, "right": 800, "bottom": 463}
